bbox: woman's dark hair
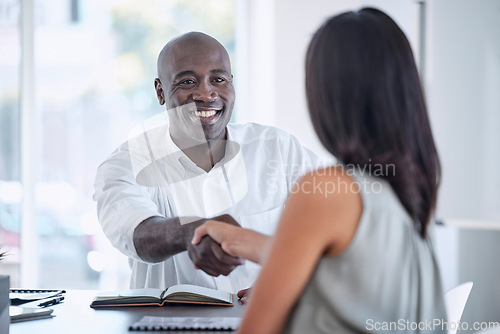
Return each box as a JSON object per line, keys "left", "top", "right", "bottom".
{"left": 306, "top": 8, "right": 441, "bottom": 237}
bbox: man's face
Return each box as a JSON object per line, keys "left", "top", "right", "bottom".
{"left": 155, "top": 40, "right": 235, "bottom": 145}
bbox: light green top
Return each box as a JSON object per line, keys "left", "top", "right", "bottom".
{"left": 283, "top": 173, "right": 446, "bottom": 334}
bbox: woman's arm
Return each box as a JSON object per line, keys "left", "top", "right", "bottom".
{"left": 237, "top": 169, "right": 362, "bottom": 334}
{"left": 192, "top": 221, "right": 271, "bottom": 264}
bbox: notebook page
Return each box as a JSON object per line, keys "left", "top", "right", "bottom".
{"left": 165, "top": 284, "right": 232, "bottom": 303}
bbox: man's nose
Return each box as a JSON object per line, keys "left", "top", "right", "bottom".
{"left": 192, "top": 81, "right": 218, "bottom": 102}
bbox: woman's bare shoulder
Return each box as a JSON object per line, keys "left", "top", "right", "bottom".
{"left": 289, "top": 165, "right": 363, "bottom": 256}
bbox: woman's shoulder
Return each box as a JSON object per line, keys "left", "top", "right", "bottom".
{"left": 290, "top": 166, "right": 363, "bottom": 256}
{"left": 296, "top": 165, "right": 360, "bottom": 198}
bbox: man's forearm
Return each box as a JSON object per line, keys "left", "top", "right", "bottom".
{"left": 133, "top": 216, "right": 204, "bottom": 263}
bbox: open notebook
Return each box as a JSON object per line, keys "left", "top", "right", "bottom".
{"left": 90, "top": 284, "right": 233, "bottom": 308}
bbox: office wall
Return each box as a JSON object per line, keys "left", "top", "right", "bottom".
{"left": 426, "top": 0, "right": 500, "bottom": 223}
{"left": 426, "top": 0, "right": 500, "bottom": 328}
{"left": 273, "top": 0, "right": 421, "bottom": 158}
{"left": 240, "top": 0, "right": 420, "bottom": 158}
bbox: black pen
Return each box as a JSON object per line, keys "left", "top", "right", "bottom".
{"left": 38, "top": 296, "right": 64, "bottom": 308}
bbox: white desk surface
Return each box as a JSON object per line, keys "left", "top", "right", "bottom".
{"left": 10, "top": 290, "right": 245, "bottom": 334}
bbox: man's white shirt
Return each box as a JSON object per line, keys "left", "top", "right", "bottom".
{"left": 94, "top": 122, "right": 321, "bottom": 293}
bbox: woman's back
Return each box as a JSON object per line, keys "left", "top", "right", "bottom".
{"left": 284, "top": 171, "right": 446, "bottom": 334}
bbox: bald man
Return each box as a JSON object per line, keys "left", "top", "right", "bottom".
{"left": 94, "top": 32, "right": 319, "bottom": 293}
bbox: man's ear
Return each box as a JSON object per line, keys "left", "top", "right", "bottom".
{"left": 154, "top": 78, "right": 165, "bottom": 105}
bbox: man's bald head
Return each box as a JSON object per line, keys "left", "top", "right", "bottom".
{"left": 153, "top": 32, "right": 235, "bottom": 145}
{"left": 157, "top": 32, "right": 231, "bottom": 82}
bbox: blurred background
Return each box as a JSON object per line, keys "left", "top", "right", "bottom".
{"left": 0, "top": 0, "right": 499, "bottom": 331}
{"left": 0, "top": 0, "right": 238, "bottom": 289}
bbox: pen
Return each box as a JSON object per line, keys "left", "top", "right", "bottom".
{"left": 38, "top": 296, "right": 65, "bottom": 308}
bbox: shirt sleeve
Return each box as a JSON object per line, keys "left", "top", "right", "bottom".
{"left": 93, "top": 143, "right": 164, "bottom": 262}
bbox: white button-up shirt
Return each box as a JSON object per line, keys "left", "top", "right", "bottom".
{"left": 94, "top": 122, "right": 320, "bottom": 293}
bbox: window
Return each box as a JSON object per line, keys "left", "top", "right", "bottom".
{"left": 0, "top": 0, "right": 21, "bottom": 286}
{"left": 0, "top": 0, "right": 238, "bottom": 289}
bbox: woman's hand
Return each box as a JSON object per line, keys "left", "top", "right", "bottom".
{"left": 237, "top": 287, "right": 253, "bottom": 304}
{"left": 192, "top": 220, "right": 270, "bottom": 264}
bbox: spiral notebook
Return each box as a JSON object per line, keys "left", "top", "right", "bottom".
{"left": 9, "top": 289, "right": 65, "bottom": 306}
{"left": 129, "top": 316, "right": 241, "bottom": 331}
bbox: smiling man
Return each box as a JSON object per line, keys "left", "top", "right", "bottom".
{"left": 156, "top": 33, "right": 234, "bottom": 171}
{"left": 94, "top": 32, "right": 320, "bottom": 294}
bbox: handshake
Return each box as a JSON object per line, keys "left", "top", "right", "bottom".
{"left": 134, "top": 212, "right": 267, "bottom": 302}
{"left": 186, "top": 214, "right": 245, "bottom": 277}
{"left": 188, "top": 214, "right": 267, "bottom": 278}
{"left": 188, "top": 214, "right": 265, "bottom": 303}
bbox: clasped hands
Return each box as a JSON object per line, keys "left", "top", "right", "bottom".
{"left": 188, "top": 214, "right": 266, "bottom": 275}
{"left": 188, "top": 214, "right": 266, "bottom": 303}
{"left": 186, "top": 214, "right": 246, "bottom": 277}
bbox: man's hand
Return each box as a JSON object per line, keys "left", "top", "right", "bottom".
{"left": 186, "top": 214, "right": 245, "bottom": 277}
{"left": 187, "top": 236, "right": 244, "bottom": 276}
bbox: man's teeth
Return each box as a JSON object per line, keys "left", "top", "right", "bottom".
{"left": 195, "top": 110, "right": 217, "bottom": 117}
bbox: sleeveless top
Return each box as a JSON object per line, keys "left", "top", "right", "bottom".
{"left": 282, "top": 172, "right": 447, "bottom": 334}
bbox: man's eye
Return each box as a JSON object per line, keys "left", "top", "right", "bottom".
{"left": 212, "top": 77, "right": 226, "bottom": 83}
{"left": 180, "top": 79, "right": 195, "bottom": 85}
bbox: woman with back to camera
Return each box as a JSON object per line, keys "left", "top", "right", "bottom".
{"left": 192, "top": 8, "right": 446, "bottom": 334}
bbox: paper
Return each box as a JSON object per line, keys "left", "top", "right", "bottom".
{"left": 10, "top": 306, "right": 54, "bottom": 323}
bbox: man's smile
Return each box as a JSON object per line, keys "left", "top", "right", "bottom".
{"left": 189, "top": 106, "right": 223, "bottom": 125}
{"left": 195, "top": 110, "right": 217, "bottom": 118}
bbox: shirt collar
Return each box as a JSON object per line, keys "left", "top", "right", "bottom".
{"left": 164, "top": 124, "right": 241, "bottom": 178}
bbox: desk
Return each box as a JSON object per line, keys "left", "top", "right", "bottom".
{"left": 10, "top": 290, "right": 245, "bottom": 333}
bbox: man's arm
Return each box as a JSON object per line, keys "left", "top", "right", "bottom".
{"left": 94, "top": 145, "right": 245, "bottom": 277}
{"left": 133, "top": 216, "right": 201, "bottom": 263}
{"left": 133, "top": 214, "right": 245, "bottom": 276}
